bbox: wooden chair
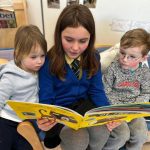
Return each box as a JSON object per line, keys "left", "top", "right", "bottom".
{"left": 17, "top": 121, "right": 44, "bottom": 150}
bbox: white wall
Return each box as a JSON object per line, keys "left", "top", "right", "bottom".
{"left": 26, "top": 0, "right": 43, "bottom": 32}
{"left": 26, "top": 0, "right": 150, "bottom": 49}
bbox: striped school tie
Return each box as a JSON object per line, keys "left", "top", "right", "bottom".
{"left": 71, "top": 59, "right": 80, "bottom": 79}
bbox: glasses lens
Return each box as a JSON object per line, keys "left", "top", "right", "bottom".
{"left": 119, "top": 53, "right": 140, "bottom": 61}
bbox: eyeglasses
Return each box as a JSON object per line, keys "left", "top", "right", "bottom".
{"left": 119, "top": 52, "right": 142, "bottom": 61}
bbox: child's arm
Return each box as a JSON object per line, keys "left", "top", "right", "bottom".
{"left": 102, "top": 65, "right": 115, "bottom": 94}
{"left": 0, "top": 72, "right": 14, "bottom": 110}
{"left": 135, "top": 69, "right": 150, "bottom": 102}
{"left": 102, "top": 63, "right": 120, "bottom": 103}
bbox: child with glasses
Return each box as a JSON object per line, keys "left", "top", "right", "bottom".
{"left": 102, "top": 28, "right": 150, "bottom": 150}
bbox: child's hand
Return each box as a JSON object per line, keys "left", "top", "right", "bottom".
{"left": 106, "top": 121, "right": 122, "bottom": 132}
{"left": 37, "top": 118, "right": 56, "bottom": 131}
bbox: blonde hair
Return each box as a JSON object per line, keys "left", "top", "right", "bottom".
{"left": 14, "top": 25, "right": 47, "bottom": 67}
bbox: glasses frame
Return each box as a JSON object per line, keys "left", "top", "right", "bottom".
{"left": 119, "top": 52, "right": 142, "bottom": 62}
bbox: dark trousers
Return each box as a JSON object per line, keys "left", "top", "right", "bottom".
{"left": 44, "top": 99, "right": 96, "bottom": 148}
{"left": 0, "top": 117, "right": 32, "bottom": 150}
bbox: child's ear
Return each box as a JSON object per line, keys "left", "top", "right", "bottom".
{"left": 141, "top": 55, "right": 148, "bottom": 62}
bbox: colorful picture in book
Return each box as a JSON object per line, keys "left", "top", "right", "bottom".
{"left": 38, "top": 108, "right": 78, "bottom": 123}
{"left": 0, "top": 9, "right": 17, "bottom": 28}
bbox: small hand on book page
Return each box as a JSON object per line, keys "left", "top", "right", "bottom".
{"left": 37, "top": 118, "right": 57, "bottom": 131}
{"left": 106, "top": 121, "right": 122, "bottom": 131}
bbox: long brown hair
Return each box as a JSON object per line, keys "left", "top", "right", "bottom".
{"left": 48, "top": 4, "right": 99, "bottom": 79}
{"left": 14, "top": 25, "right": 47, "bottom": 67}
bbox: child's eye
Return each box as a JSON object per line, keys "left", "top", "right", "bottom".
{"left": 130, "top": 56, "right": 136, "bottom": 59}
{"left": 41, "top": 54, "right": 45, "bottom": 58}
{"left": 79, "top": 40, "right": 87, "bottom": 43}
{"left": 120, "top": 52, "right": 125, "bottom": 56}
{"left": 31, "top": 56, "right": 37, "bottom": 59}
{"left": 120, "top": 52, "right": 125, "bottom": 55}
{"left": 66, "top": 38, "right": 73, "bottom": 42}
{"left": 128, "top": 56, "right": 137, "bottom": 60}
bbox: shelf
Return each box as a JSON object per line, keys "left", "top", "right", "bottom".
{"left": 0, "top": 0, "right": 28, "bottom": 48}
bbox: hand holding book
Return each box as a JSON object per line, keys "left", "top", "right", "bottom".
{"left": 37, "top": 118, "right": 57, "bottom": 131}
{"left": 106, "top": 121, "right": 122, "bottom": 131}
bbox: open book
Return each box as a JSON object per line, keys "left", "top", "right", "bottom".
{"left": 7, "top": 100, "right": 150, "bottom": 130}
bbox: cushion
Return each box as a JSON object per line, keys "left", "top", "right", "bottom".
{"left": 98, "top": 43, "right": 119, "bottom": 73}
{"left": 0, "top": 48, "right": 14, "bottom": 60}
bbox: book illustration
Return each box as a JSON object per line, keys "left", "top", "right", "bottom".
{"left": 86, "top": 103, "right": 150, "bottom": 113}
{"left": 22, "top": 111, "right": 36, "bottom": 117}
{"left": 0, "top": 8, "right": 17, "bottom": 28}
{"left": 7, "top": 101, "right": 83, "bottom": 130}
{"left": 39, "top": 109, "right": 78, "bottom": 123}
{"left": 82, "top": 115, "right": 126, "bottom": 126}
{"left": 82, "top": 111, "right": 149, "bottom": 127}
{"left": 7, "top": 100, "right": 150, "bottom": 130}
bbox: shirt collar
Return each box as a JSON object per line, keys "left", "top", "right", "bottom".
{"left": 65, "top": 55, "right": 80, "bottom": 65}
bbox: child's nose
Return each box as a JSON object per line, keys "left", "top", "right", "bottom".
{"left": 72, "top": 42, "right": 79, "bottom": 50}
{"left": 37, "top": 58, "right": 43, "bottom": 64}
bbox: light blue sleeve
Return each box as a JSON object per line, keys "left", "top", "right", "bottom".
{"left": 0, "top": 73, "right": 14, "bottom": 111}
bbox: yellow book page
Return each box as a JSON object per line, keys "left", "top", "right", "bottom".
{"left": 80, "top": 101, "right": 150, "bottom": 128}
{"left": 7, "top": 100, "right": 83, "bottom": 130}
{"left": 7, "top": 101, "right": 150, "bottom": 129}
{"left": 80, "top": 111, "right": 150, "bottom": 128}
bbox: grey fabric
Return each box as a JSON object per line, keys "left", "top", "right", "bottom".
{"left": 60, "top": 125, "right": 110, "bottom": 150}
{"left": 0, "top": 60, "right": 39, "bottom": 122}
{"left": 103, "top": 60, "right": 150, "bottom": 104}
{"left": 103, "top": 118, "right": 148, "bottom": 150}
{"left": 103, "top": 122, "right": 130, "bottom": 150}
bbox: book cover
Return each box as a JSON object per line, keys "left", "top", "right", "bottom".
{"left": 7, "top": 100, "right": 150, "bottom": 130}
{"left": 0, "top": 8, "right": 17, "bottom": 28}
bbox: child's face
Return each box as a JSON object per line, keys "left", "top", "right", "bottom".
{"left": 21, "top": 43, "right": 45, "bottom": 73}
{"left": 119, "top": 46, "right": 147, "bottom": 70}
{"left": 61, "top": 26, "right": 90, "bottom": 59}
